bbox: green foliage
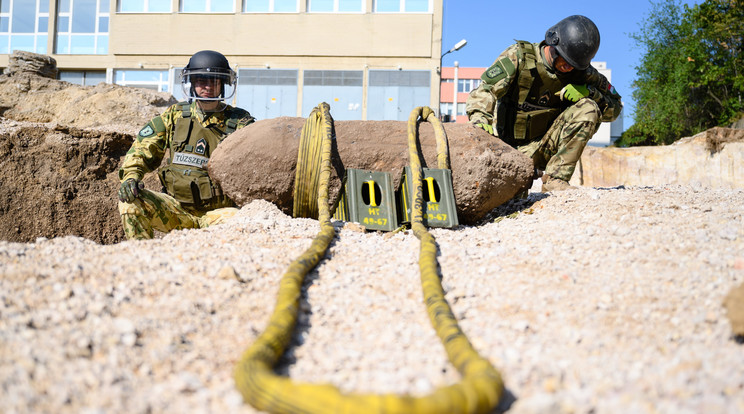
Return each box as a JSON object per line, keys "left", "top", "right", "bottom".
{"left": 617, "top": 0, "right": 744, "bottom": 147}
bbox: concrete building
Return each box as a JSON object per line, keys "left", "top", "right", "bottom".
{"left": 439, "top": 61, "right": 624, "bottom": 147}
{"left": 0, "top": 0, "right": 444, "bottom": 121}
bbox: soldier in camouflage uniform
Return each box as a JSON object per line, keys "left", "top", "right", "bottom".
{"left": 118, "top": 50, "right": 255, "bottom": 240}
{"left": 466, "top": 15, "right": 622, "bottom": 192}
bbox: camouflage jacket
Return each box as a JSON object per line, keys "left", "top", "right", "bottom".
{"left": 119, "top": 101, "right": 255, "bottom": 183}
{"left": 466, "top": 41, "right": 623, "bottom": 136}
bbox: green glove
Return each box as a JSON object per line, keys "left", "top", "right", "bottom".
{"left": 475, "top": 123, "right": 494, "bottom": 135}
{"left": 118, "top": 178, "right": 144, "bottom": 203}
{"left": 558, "top": 84, "right": 590, "bottom": 102}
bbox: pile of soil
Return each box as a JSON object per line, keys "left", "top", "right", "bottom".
{"left": 0, "top": 73, "right": 176, "bottom": 244}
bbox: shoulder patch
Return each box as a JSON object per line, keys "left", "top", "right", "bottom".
{"left": 481, "top": 57, "right": 516, "bottom": 85}
{"left": 138, "top": 125, "right": 154, "bottom": 137}
{"left": 137, "top": 116, "right": 166, "bottom": 141}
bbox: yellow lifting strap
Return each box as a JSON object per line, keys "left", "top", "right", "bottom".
{"left": 233, "top": 104, "right": 504, "bottom": 413}
{"left": 292, "top": 103, "right": 327, "bottom": 219}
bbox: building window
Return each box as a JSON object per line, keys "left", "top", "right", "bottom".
{"left": 118, "top": 0, "right": 171, "bottom": 13}
{"left": 55, "top": 0, "right": 109, "bottom": 54}
{"left": 59, "top": 70, "right": 106, "bottom": 85}
{"left": 374, "top": 0, "right": 430, "bottom": 12}
{"left": 457, "top": 78, "right": 480, "bottom": 93}
{"left": 307, "top": 0, "right": 363, "bottom": 12}
{"left": 456, "top": 102, "right": 466, "bottom": 117}
{"left": 0, "top": 0, "right": 49, "bottom": 54}
{"left": 244, "top": 0, "right": 298, "bottom": 12}
{"left": 115, "top": 69, "right": 170, "bottom": 92}
{"left": 439, "top": 102, "right": 453, "bottom": 121}
{"left": 180, "top": 0, "right": 233, "bottom": 13}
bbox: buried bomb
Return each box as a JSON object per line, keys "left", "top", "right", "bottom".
{"left": 207, "top": 117, "right": 534, "bottom": 225}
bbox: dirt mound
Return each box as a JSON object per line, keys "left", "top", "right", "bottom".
{"left": 0, "top": 72, "right": 175, "bottom": 134}
{"left": 0, "top": 73, "right": 176, "bottom": 244}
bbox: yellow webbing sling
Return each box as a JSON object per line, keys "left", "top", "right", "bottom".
{"left": 233, "top": 104, "right": 504, "bottom": 413}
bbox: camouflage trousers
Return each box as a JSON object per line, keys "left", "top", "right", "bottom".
{"left": 118, "top": 189, "right": 238, "bottom": 240}
{"left": 517, "top": 98, "right": 601, "bottom": 181}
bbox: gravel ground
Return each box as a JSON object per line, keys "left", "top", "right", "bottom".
{"left": 1, "top": 185, "right": 743, "bottom": 414}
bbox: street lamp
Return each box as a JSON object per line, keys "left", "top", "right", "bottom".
{"left": 438, "top": 38, "right": 467, "bottom": 74}
{"left": 442, "top": 39, "right": 467, "bottom": 60}
{"left": 438, "top": 39, "right": 467, "bottom": 122}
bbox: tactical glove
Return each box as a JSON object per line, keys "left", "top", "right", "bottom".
{"left": 557, "top": 84, "right": 591, "bottom": 102}
{"left": 118, "top": 178, "right": 144, "bottom": 203}
{"left": 475, "top": 123, "right": 495, "bottom": 135}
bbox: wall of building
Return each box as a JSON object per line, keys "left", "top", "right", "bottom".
{"left": 0, "top": 0, "right": 444, "bottom": 121}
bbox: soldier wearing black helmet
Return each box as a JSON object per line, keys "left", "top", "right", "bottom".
{"left": 117, "top": 50, "right": 255, "bottom": 240}
{"left": 466, "top": 15, "right": 622, "bottom": 192}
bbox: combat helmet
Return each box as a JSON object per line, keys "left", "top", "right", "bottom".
{"left": 181, "top": 50, "right": 237, "bottom": 101}
{"left": 544, "top": 15, "right": 600, "bottom": 70}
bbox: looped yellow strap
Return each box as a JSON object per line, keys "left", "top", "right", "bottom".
{"left": 413, "top": 106, "right": 451, "bottom": 170}
{"left": 292, "top": 104, "right": 328, "bottom": 219}
{"left": 406, "top": 106, "right": 504, "bottom": 410}
{"left": 234, "top": 105, "right": 504, "bottom": 414}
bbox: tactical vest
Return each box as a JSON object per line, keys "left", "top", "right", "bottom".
{"left": 158, "top": 102, "right": 240, "bottom": 211}
{"left": 496, "top": 41, "right": 570, "bottom": 143}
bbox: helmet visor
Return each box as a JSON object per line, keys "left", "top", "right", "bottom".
{"left": 180, "top": 68, "right": 237, "bottom": 101}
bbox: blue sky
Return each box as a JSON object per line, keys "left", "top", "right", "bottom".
{"left": 440, "top": 0, "right": 700, "bottom": 132}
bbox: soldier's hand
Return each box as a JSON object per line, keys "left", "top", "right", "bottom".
{"left": 475, "top": 123, "right": 495, "bottom": 135}
{"left": 118, "top": 178, "right": 144, "bottom": 203}
{"left": 557, "top": 84, "right": 590, "bottom": 102}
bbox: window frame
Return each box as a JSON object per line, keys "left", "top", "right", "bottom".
{"left": 59, "top": 69, "right": 107, "bottom": 86}
{"left": 0, "top": 0, "right": 50, "bottom": 54}
{"left": 243, "top": 0, "right": 299, "bottom": 13}
{"left": 114, "top": 69, "right": 171, "bottom": 93}
{"left": 439, "top": 102, "right": 453, "bottom": 118}
{"left": 374, "top": 0, "right": 431, "bottom": 13}
{"left": 306, "top": 0, "right": 365, "bottom": 13}
{"left": 55, "top": 0, "right": 109, "bottom": 55}
{"left": 117, "top": 0, "right": 173, "bottom": 13}
{"left": 457, "top": 78, "right": 481, "bottom": 94}
{"left": 179, "top": 0, "right": 235, "bottom": 13}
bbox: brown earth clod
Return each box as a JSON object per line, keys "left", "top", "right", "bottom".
{"left": 0, "top": 58, "right": 176, "bottom": 244}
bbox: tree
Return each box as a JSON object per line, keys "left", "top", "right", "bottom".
{"left": 618, "top": 0, "right": 744, "bottom": 146}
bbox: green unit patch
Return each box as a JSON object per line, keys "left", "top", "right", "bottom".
{"left": 481, "top": 57, "right": 516, "bottom": 85}
{"left": 137, "top": 116, "right": 166, "bottom": 141}
{"left": 138, "top": 125, "right": 155, "bottom": 137}
{"left": 486, "top": 65, "right": 503, "bottom": 79}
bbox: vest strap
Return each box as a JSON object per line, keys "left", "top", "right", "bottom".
{"left": 179, "top": 101, "right": 191, "bottom": 119}
{"left": 226, "top": 117, "right": 238, "bottom": 135}
{"left": 516, "top": 41, "right": 537, "bottom": 105}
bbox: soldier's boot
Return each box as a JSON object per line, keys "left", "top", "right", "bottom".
{"left": 541, "top": 174, "right": 575, "bottom": 192}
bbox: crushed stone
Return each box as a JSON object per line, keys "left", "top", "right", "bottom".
{"left": 1, "top": 185, "right": 743, "bottom": 413}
